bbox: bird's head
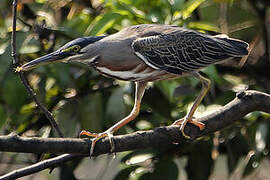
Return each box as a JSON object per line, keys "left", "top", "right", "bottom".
{"left": 16, "top": 36, "right": 106, "bottom": 72}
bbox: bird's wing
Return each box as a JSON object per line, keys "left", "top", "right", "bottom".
{"left": 132, "top": 29, "right": 247, "bottom": 75}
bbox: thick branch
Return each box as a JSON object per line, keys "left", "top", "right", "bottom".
{"left": 0, "top": 90, "right": 269, "bottom": 156}
{"left": 0, "top": 90, "right": 270, "bottom": 180}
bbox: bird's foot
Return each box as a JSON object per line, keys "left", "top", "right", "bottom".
{"left": 80, "top": 130, "right": 115, "bottom": 157}
{"left": 172, "top": 117, "right": 205, "bottom": 139}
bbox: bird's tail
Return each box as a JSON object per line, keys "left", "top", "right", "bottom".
{"left": 215, "top": 35, "right": 249, "bottom": 57}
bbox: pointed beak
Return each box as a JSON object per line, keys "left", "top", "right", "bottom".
{"left": 17, "top": 51, "right": 67, "bottom": 72}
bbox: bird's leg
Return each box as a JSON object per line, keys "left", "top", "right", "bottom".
{"left": 80, "top": 82, "right": 148, "bottom": 156}
{"left": 173, "top": 72, "right": 211, "bottom": 138}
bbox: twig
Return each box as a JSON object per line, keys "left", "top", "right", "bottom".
{"left": 0, "top": 154, "right": 84, "bottom": 180}
{"left": 11, "top": 0, "right": 63, "bottom": 137}
{"left": 0, "top": 90, "right": 269, "bottom": 179}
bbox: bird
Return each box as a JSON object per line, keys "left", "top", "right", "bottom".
{"left": 17, "top": 24, "right": 249, "bottom": 156}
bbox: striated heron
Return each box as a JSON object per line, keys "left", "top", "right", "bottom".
{"left": 17, "top": 24, "right": 249, "bottom": 156}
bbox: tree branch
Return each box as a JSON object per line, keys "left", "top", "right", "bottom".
{"left": 0, "top": 90, "right": 269, "bottom": 156}
{"left": 0, "top": 90, "right": 270, "bottom": 179}
{"left": 0, "top": 154, "right": 83, "bottom": 180}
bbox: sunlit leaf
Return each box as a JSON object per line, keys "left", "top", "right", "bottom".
{"left": 188, "top": 21, "right": 220, "bottom": 32}
{"left": 156, "top": 80, "right": 179, "bottom": 102}
{"left": 255, "top": 123, "right": 267, "bottom": 152}
{"left": 136, "top": 120, "right": 152, "bottom": 130}
{"left": 126, "top": 153, "right": 153, "bottom": 165}
{"left": 113, "top": 166, "right": 139, "bottom": 180}
{"left": 20, "top": 102, "right": 36, "bottom": 114}
{"left": 170, "top": 0, "right": 185, "bottom": 12}
{"left": 202, "top": 65, "right": 223, "bottom": 85}
{"left": 120, "top": 149, "right": 157, "bottom": 163}
{"left": 114, "top": 1, "right": 146, "bottom": 19}
{"left": 20, "top": 45, "right": 40, "bottom": 54}
{"left": 244, "top": 112, "right": 262, "bottom": 122}
{"left": 182, "top": 0, "right": 205, "bottom": 19}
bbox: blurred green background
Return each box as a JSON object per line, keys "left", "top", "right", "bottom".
{"left": 0, "top": 0, "right": 270, "bottom": 179}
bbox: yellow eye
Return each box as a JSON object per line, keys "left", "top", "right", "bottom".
{"left": 61, "top": 45, "right": 81, "bottom": 53}
{"left": 72, "top": 45, "right": 80, "bottom": 52}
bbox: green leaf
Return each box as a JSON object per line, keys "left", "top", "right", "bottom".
{"left": 120, "top": 149, "right": 157, "bottom": 164}
{"left": 113, "top": 1, "right": 146, "bottom": 19}
{"left": 125, "top": 153, "right": 154, "bottom": 166}
{"left": 85, "top": 13, "right": 122, "bottom": 36}
{"left": 19, "top": 45, "right": 40, "bottom": 54}
{"left": 182, "top": 0, "right": 206, "bottom": 19}
{"left": 113, "top": 166, "right": 139, "bottom": 180}
{"left": 202, "top": 65, "right": 224, "bottom": 85}
{"left": 170, "top": 0, "right": 185, "bottom": 12}
{"left": 188, "top": 21, "right": 220, "bottom": 32}
{"left": 20, "top": 102, "right": 36, "bottom": 114}
{"left": 213, "top": 0, "right": 234, "bottom": 4}
{"left": 19, "top": 35, "right": 41, "bottom": 54}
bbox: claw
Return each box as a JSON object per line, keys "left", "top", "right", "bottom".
{"left": 180, "top": 122, "right": 191, "bottom": 139}
{"left": 172, "top": 117, "right": 205, "bottom": 139}
{"left": 79, "top": 130, "right": 115, "bottom": 157}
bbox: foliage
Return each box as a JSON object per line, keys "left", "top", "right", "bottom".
{"left": 0, "top": 0, "right": 270, "bottom": 179}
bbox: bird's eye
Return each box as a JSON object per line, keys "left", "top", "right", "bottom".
{"left": 72, "top": 45, "right": 81, "bottom": 52}
{"left": 61, "top": 45, "right": 80, "bottom": 53}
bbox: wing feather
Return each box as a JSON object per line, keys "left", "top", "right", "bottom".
{"left": 132, "top": 29, "right": 248, "bottom": 75}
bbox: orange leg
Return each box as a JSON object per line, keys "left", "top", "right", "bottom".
{"left": 173, "top": 72, "right": 210, "bottom": 138}
{"left": 173, "top": 118, "right": 205, "bottom": 130}
{"left": 80, "top": 82, "right": 148, "bottom": 156}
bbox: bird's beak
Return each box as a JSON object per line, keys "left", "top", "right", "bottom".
{"left": 16, "top": 50, "right": 67, "bottom": 72}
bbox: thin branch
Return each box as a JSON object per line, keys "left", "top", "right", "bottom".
{"left": 11, "top": 0, "right": 63, "bottom": 137}
{"left": 0, "top": 90, "right": 269, "bottom": 179}
{"left": 0, "top": 154, "right": 84, "bottom": 180}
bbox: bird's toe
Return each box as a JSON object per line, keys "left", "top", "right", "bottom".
{"left": 80, "top": 130, "right": 115, "bottom": 157}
